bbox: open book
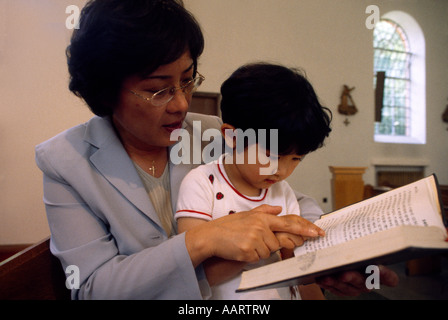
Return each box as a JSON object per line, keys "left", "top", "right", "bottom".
{"left": 237, "top": 174, "right": 448, "bottom": 292}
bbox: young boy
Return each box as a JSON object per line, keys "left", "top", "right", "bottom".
{"left": 175, "top": 62, "right": 332, "bottom": 299}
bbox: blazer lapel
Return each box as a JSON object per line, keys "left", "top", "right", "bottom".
{"left": 84, "top": 117, "right": 162, "bottom": 227}
{"left": 82, "top": 113, "right": 223, "bottom": 231}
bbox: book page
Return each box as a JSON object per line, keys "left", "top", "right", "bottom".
{"left": 295, "top": 176, "right": 445, "bottom": 257}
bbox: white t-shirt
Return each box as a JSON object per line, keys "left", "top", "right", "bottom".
{"left": 175, "top": 155, "right": 301, "bottom": 300}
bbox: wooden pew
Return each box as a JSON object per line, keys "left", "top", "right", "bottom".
{"left": 0, "top": 236, "right": 71, "bottom": 300}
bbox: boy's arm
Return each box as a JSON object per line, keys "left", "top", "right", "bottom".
{"left": 176, "top": 167, "right": 249, "bottom": 285}
{"left": 178, "top": 217, "right": 247, "bottom": 286}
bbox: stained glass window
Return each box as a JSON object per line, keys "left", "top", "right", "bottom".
{"left": 374, "top": 19, "right": 412, "bottom": 136}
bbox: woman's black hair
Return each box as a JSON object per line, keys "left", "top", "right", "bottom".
{"left": 220, "top": 62, "right": 332, "bottom": 156}
{"left": 67, "top": 0, "right": 204, "bottom": 117}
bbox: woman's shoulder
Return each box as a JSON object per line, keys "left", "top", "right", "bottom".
{"left": 36, "top": 116, "right": 113, "bottom": 150}
{"left": 35, "top": 116, "right": 114, "bottom": 173}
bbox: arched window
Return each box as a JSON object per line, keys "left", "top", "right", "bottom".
{"left": 373, "top": 12, "right": 425, "bottom": 144}
{"left": 374, "top": 20, "right": 411, "bottom": 136}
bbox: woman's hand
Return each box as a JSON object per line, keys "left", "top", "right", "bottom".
{"left": 185, "top": 204, "right": 324, "bottom": 267}
{"left": 316, "top": 265, "right": 399, "bottom": 296}
{"left": 275, "top": 214, "right": 325, "bottom": 250}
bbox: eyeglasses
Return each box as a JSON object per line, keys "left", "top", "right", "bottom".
{"left": 130, "top": 72, "right": 205, "bottom": 107}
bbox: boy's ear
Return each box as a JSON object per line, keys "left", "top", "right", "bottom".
{"left": 221, "top": 123, "right": 236, "bottom": 149}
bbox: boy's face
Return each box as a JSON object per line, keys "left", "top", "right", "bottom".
{"left": 227, "top": 143, "right": 304, "bottom": 196}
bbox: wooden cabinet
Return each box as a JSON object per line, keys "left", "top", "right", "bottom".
{"left": 329, "top": 166, "right": 367, "bottom": 210}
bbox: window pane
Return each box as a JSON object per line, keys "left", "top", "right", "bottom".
{"left": 374, "top": 19, "right": 411, "bottom": 137}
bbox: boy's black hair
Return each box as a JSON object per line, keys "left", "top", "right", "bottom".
{"left": 67, "top": 0, "right": 204, "bottom": 117}
{"left": 220, "top": 62, "right": 332, "bottom": 156}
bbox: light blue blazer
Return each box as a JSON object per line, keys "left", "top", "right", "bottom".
{"left": 35, "top": 113, "right": 323, "bottom": 300}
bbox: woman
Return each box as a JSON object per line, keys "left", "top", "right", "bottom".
{"left": 35, "top": 0, "right": 323, "bottom": 299}
{"left": 35, "top": 0, "right": 396, "bottom": 299}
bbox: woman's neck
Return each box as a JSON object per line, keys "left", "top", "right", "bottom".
{"left": 126, "top": 144, "right": 168, "bottom": 178}
{"left": 113, "top": 120, "right": 168, "bottom": 178}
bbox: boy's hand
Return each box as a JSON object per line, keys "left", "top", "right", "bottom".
{"left": 275, "top": 215, "right": 325, "bottom": 250}
{"left": 275, "top": 231, "right": 307, "bottom": 250}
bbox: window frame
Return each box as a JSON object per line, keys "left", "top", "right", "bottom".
{"left": 373, "top": 11, "right": 426, "bottom": 145}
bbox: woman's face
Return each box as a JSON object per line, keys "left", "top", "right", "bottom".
{"left": 112, "top": 51, "right": 195, "bottom": 151}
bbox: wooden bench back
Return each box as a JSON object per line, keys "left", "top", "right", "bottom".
{"left": 0, "top": 237, "right": 71, "bottom": 300}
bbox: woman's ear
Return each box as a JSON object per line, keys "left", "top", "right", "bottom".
{"left": 221, "top": 123, "right": 236, "bottom": 149}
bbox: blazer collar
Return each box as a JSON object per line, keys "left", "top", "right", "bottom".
{"left": 83, "top": 117, "right": 163, "bottom": 231}
{"left": 82, "top": 116, "right": 196, "bottom": 235}
{"left": 83, "top": 116, "right": 116, "bottom": 149}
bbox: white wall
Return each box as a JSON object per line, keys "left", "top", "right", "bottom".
{"left": 0, "top": 0, "right": 446, "bottom": 244}
{"left": 0, "top": 0, "right": 90, "bottom": 244}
